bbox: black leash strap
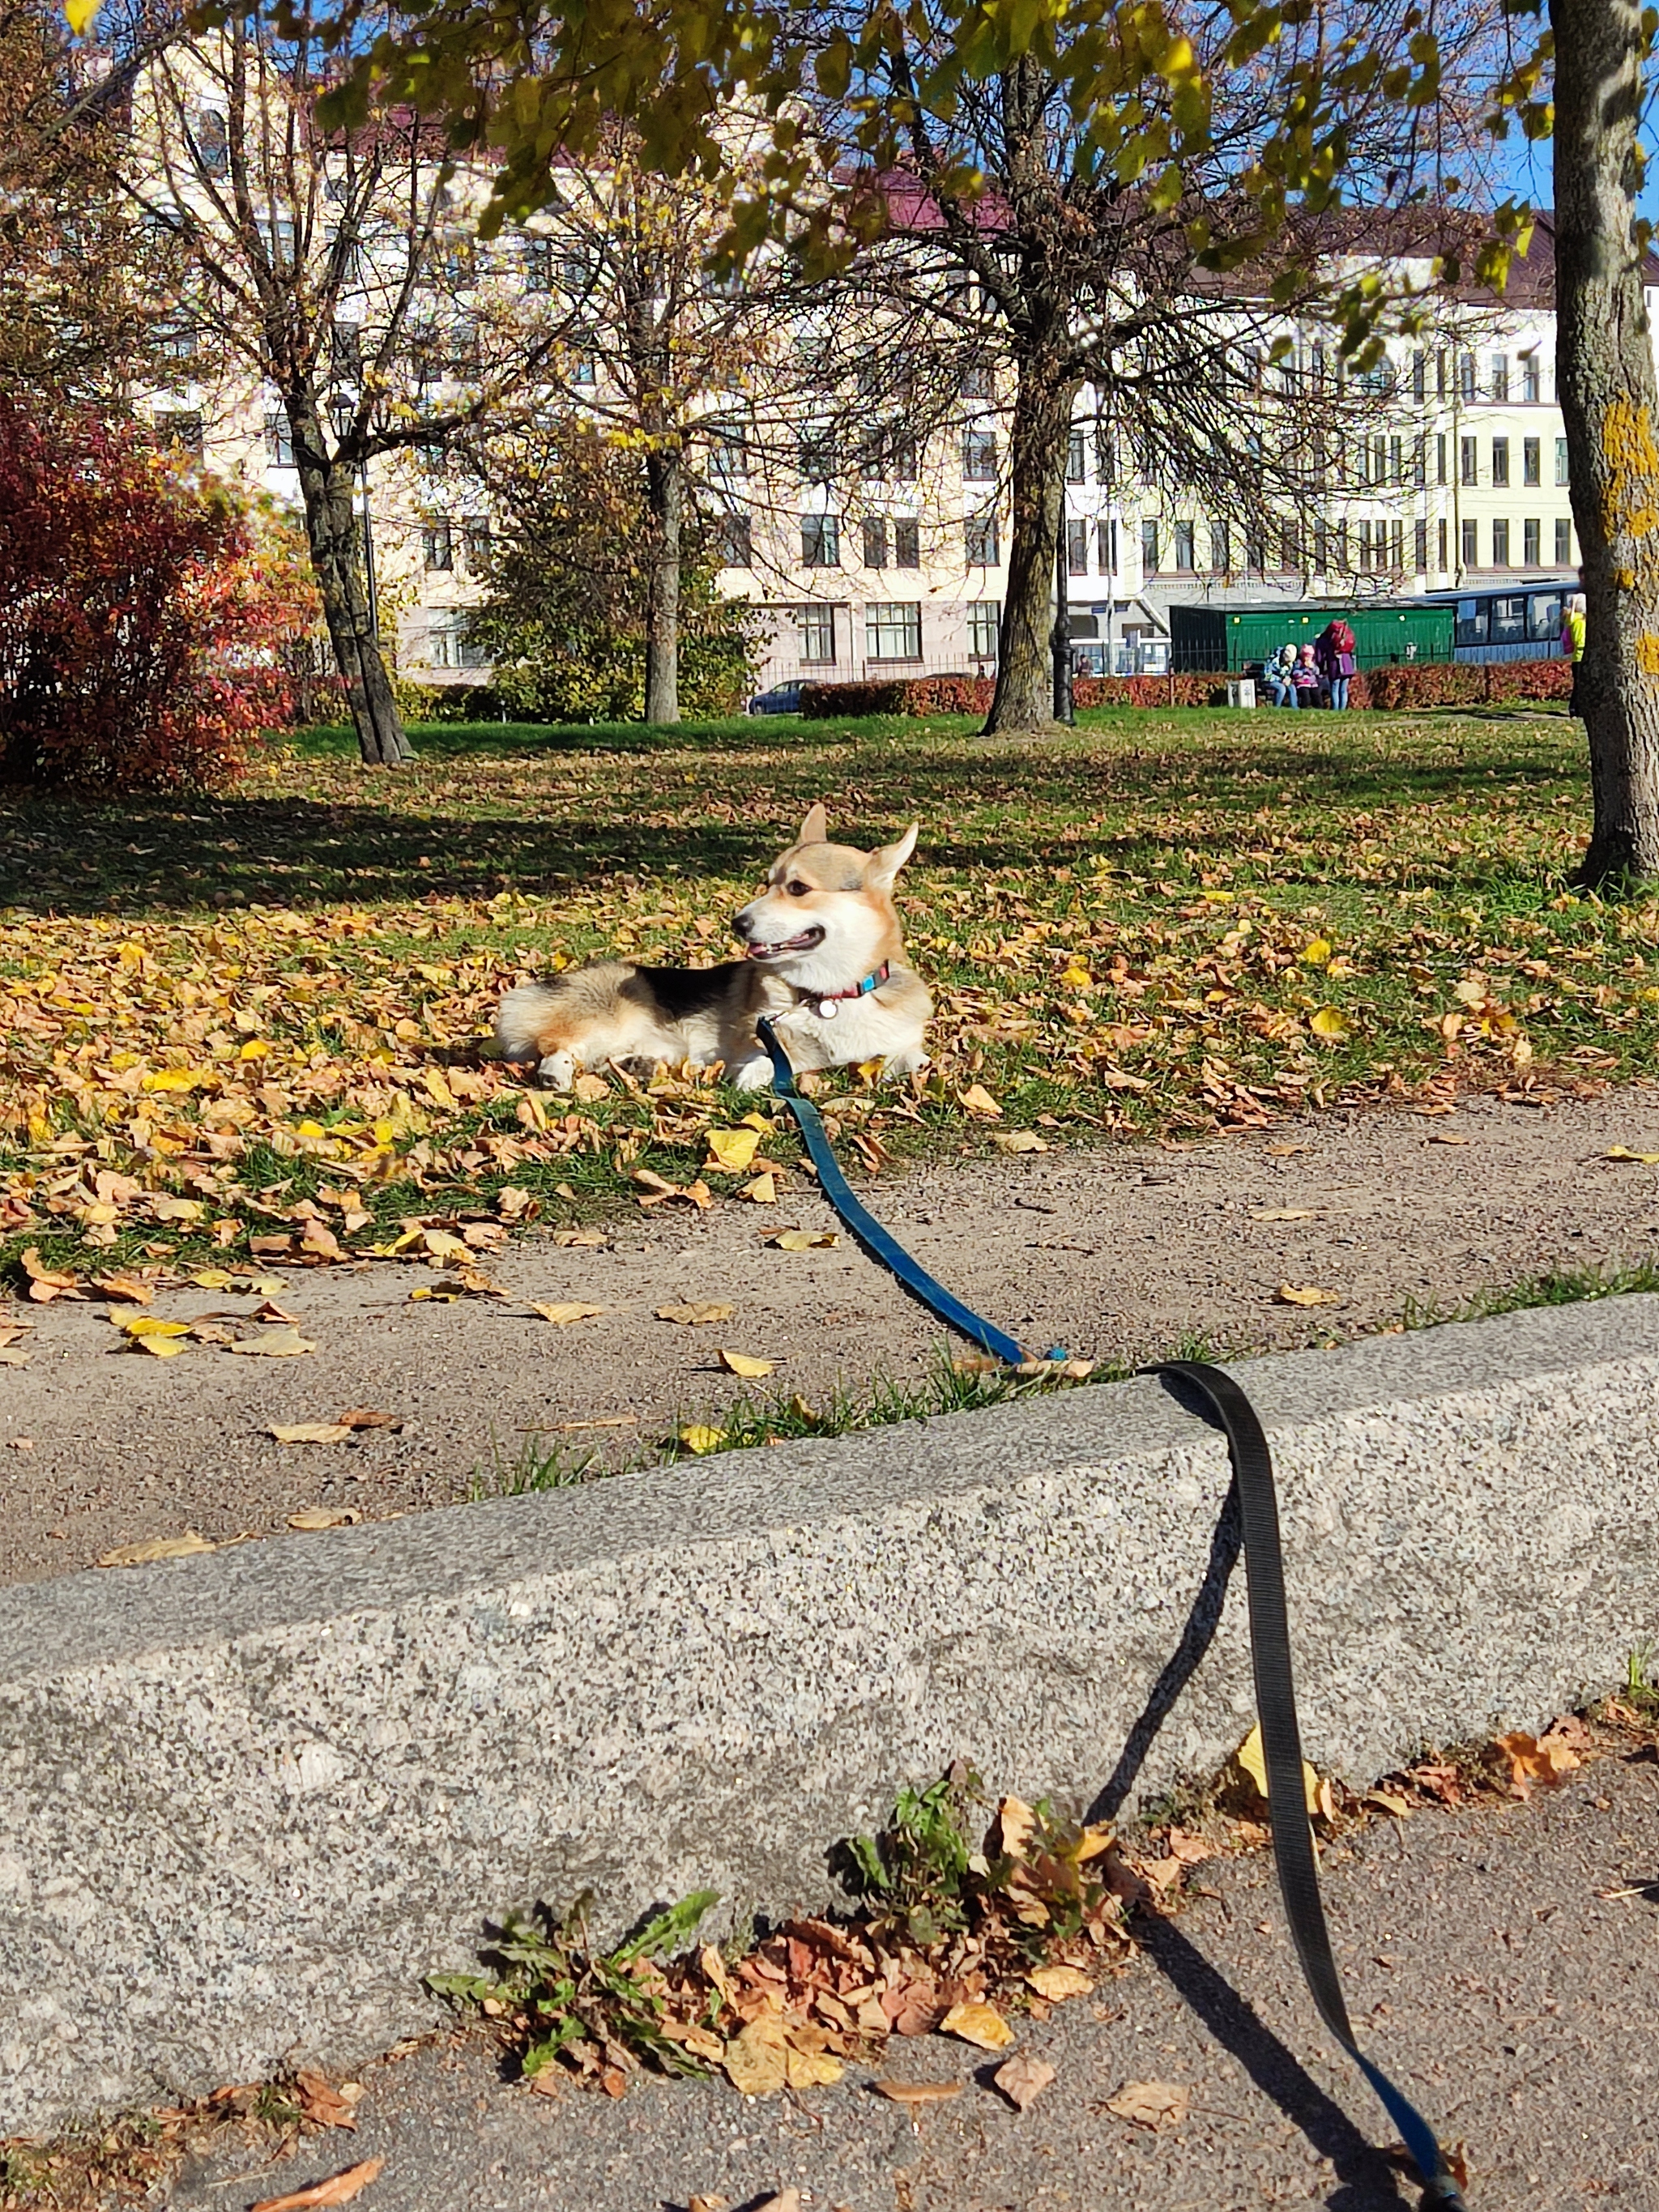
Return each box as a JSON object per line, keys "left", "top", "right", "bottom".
{"left": 1154, "top": 1361, "right": 1469, "bottom": 2210}
{"left": 754, "top": 1014, "right": 1026, "bottom": 1366}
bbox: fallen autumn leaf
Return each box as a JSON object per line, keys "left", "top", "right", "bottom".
{"left": 993, "top": 2052, "right": 1057, "bottom": 2112}
{"left": 1104, "top": 2079, "right": 1190, "bottom": 2133}
{"left": 249, "top": 2158, "right": 386, "bottom": 2212}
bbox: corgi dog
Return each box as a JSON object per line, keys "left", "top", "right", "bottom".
{"left": 495, "top": 804, "right": 932, "bottom": 1091}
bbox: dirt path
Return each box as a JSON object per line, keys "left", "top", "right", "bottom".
{"left": 5, "top": 1086, "right": 1659, "bottom": 1588}
{"left": 164, "top": 1745, "right": 1659, "bottom": 2212}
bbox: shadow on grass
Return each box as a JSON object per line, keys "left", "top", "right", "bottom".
{"left": 0, "top": 711, "right": 1585, "bottom": 921}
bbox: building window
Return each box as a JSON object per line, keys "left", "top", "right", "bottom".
{"left": 263, "top": 414, "right": 295, "bottom": 467}
{"left": 1461, "top": 437, "right": 1478, "bottom": 487}
{"left": 1492, "top": 437, "right": 1510, "bottom": 488}
{"left": 1141, "top": 518, "right": 1160, "bottom": 573}
{"left": 1523, "top": 353, "right": 1541, "bottom": 403}
{"left": 1556, "top": 517, "right": 1574, "bottom": 565}
{"left": 1068, "top": 517, "right": 1089, "bottom": 575}
{"left": 1174, "top": 519, "right": 1195, "bottom": 572}
{"left": 190, "top": 107, "right": 229, "bottom": 177}
{"left": 1491, "top": 353, "right": 1510, "bottom": 403}
{"left": 710, "top": 426, "right": 748, "bottom": 482}
{"left": 570, "top": 352, "right": 597, "bottom": 387}
{"left": 423, "top": 518, "right": 454, "bottom": 571}
{"left": 1436, "top": 433, "right": 1448, "bottom": 485}
{"left": 1523, "top": 437, "right": 1541, "bottom": 487}
{"left": 862, "top": 424, "right": 917, "bottom": 481}
{"left": 1245, "top": 523, "right": 1266, "bottom": 572}
{"left": 1414, "top": 437, "right": 1427, "bottom": 489}
{"left": 1209, "top": 522, "right": 1230, "bottom": 573}
{"left": 462, "top": 518, "right": 492, "bottom": 569}
{"left": 1459, "top": 352, "right": 1478, "bottom": 401}
{"left": 521, "top": 237, "right": 552, "bottom": 292}
{"left": 1437, "top": 349, "right": 1448, "bottom": 398}
{"left": 1556, "top": 437, "right": 1570, "bottom": 487}
{"left": 1438, "top": 518, "right": 1448, "bottom": 569}
{"left": 892, "top": 518, "right": 919, "bottom": 568}
{"left": 862, "top": 516, "right": 889, "bottom": 570}
{"left": 802, "top": 514, "right": 840, "bottom": 568}
{"left": 865, "top": 602, "right": 922, "bottom": 661}
{"left": 715, "top": 514, "right": 753, "bottom": 567}
{"left": 1491, "top": 518, "right": 1511, "bottom": 566}
{"left": 423, "top": 612, "right": 488, "bottom": 670}
{"left": 799, "top": 425, "right": 836, "bottom": 483}
{"left": 1461, "top": 517, "right": 1478, "bottom": 569}
{"left": 1066, "top": 428, "right": 1087, "bottom": 483}
{"left": 1277, "top": 518, "right": 1300, "bottom": 572}
{"left": 1414, "top": 518, "right": 1429, "bottom": 573}
{"left": 155, "top": 410, "right": 204, "bottom": 456}
{"left": 1389, "top": 434, "right": 1403, "bottom": 485}
{"left": 798, "top": 607, "right": 836, "bottom": 663}
{"left": 959, "top": 359, "right": 995, "bottom": 400}
{"left": 962, "top": 430, "right": 997, "bottom": 481}
{"left": 967, "top": 601, "right": 1000, "bottom": 660}
{"left": 1098, "top": 517, "right": 1119, "bottom": 573}
{"left": 965, "top": 509, "right": 1000, "bottom": 566}
{"left": 1412, "top": 351, "right": 1427, "bottom": 402}
{"left": 1357, "top": 518, "right": 1374, "bottom": 572}
{"left": 1523, "top": 518, "right": 1541, "bottom": 565}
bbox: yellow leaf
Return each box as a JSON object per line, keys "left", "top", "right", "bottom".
{"left": 722, "top": 2017, "right": 788, "bottom": 2097}
{"left": 1274, "top": 1282, "right": 1341, "bottom": 1307}
{"left": 529, "top": 1302, "right": 606, "bottom": 1326}
{"left": 97, "top": 1530, "right": 214, "bottom": 1568}
{"left": 65, "top": 0, "right": 101, "bottom": 38}
{"left": 572, "top": 1072, "right": 609, "bottom": 1102}
{"left": 129, "top": 1332, "right": 191, "bottom": 1357}
{"left": 741, "top": 1173, "right": 778, "bottom": 1204}
{"left": 940, "top": 2001, "right": 1013, "bottom": 2052}
{"left": 421, "top": 1228, "right": 471, "bottom": 1263}
{"left": 991, "top": 1131, "right": 1047, "bottom": 1154}
{"left": 142, "top": 1068, "right": 205, "bottom": 1093}
{"left": 117, "top": 1315, "right": 191, "bottom": 1338}
{"left": 677, "top": 1424, "right": 725, "bottom": 1455}
{"left": 288, "top": 1504, "right": 361, "bottom": 1528}
{"left": 717, "top": 1349, "right": 774, "bottom": 1378}
{"left": 768, "top": 1230, "right": 838, "bottom": 1250}
{"left": 1234, "top": 1723, "right": 1320, "bottom": 1813}
{"left": 1060, "top": 961, "right": 1093, "bottom": 991}
{"left": 739, "top": 1111, "right": 774, "bottom": 1133}
{"left": 958, "top": 1083, "right": 1003, "bottom": 1118}
{"left": 93, "top": 1274, "right": 151, "bottom": 1303}
{"left": 1308, "top": 1005, "right": 1349, "bottom": 1041}
{"left": 239, "top": 1039, "right": 270, "bottom": 1061}
{"left": 1606, "top": 1145, "right": 1659, "bottom": 1164}
{"left": 228, "top": 1326, "right": 317, "bottom": 1357}
{"left": 1026, "top": 1964, "right": 1094, "bottom": 2001}
{"left": 784, "top": 2043, "right": 843, "bottom": 2090}
{"left": 267, "top": 1423, "right": 355, "bottom": 1444}
{"left": 657, "top": 1302, "right": 734, "bottom": 1325}
{"left": 704, "top": 1127, "right": 760, "bottom": 1172}
{"left": 424, "top": 1067, "right": 458, "bottom": 1110}
{"left": 1299, "top": 938, "right": 1333, "bottom": 966}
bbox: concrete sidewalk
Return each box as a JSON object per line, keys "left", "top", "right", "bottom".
{"left": 166, "top": 1748, "right": 1659, "bottom": 2212}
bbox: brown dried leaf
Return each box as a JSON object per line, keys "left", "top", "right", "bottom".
{"left": 1495, "top": 1728, "right": 1580, "bottom": 1796}
{"left": 529, "top": 1302, "right": 606, "bottom": 1327}
{"left": 229, "top": 1326, "right": 317, "bottom": 1357}
{"left": 267, "top": 1423, "right": 354, "bottom": 1446}
{"left": 288, "top": 1505, "right": 361, "bottom": 1530}
{"left": 250, "top": 2158, "right": 385, "bottom": 2212}
{"left": 1104, "top": 2079, "right": 1190, "bottom": 2133}
{"left": 656, "top": 1302, "right": 735, "bottom": 1326}
{"left": 294, "top": 2071, "right": 357, "bottom": 2130}
{"left": 716, "top": 1349, "right": 774, "bottom": 1378}
{"left": 335, "top": 1408, "right": 401, "bottom": 1430}
{"left": 992, "top": 2052, "right": 1056, "bottom": 2112}
{"left": 722, "top": 2016, "right": 788, "bottom": 2098}
{"left": 93, "top": 1273, "right": 152, "bottom": 1303}
{"left": 1026, "top": 1964, "right": 1094, "bottom": 2002}
{"left": 97, "top": 1530, "right": 215, "bottom": 1568}
{"left": 871, "top": 2079, "right": 962, "bottom": 2108}
{"left": 1274, "top": 1282, "right": 1341, "bottom": 1308}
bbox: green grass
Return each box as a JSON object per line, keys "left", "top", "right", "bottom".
{"left": 1, "top": 697, "right": 1653, "bottom": 1283}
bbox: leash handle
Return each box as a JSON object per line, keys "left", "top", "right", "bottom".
{"left": 1154, "top": 1361, "right": 1469, "bottom": 2212}
{"left": 755, "top": 1016, "right": 1027, "bottom": 1367}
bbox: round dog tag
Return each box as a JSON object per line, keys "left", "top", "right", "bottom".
{"left": 817, "top": 998, "right": 838, "bottom": 1019}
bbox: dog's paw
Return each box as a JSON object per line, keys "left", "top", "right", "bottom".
{"left": 882, "top": 1049, "right": 931, "bottom": 1080}
{"left": 728, "top": 1055, "right": 775, "bottom": 1091}
{"left": 537, "top": 1050, "right": 577, "bottom": 1091}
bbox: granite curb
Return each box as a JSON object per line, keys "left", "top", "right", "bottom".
{"left": 1, "top": 1296, "right": 1656, "bottom": 2131}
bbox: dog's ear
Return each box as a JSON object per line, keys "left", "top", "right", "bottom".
{"left": 796, "top": 802, "right": 830, "bottom": 846}
{"left": 864, "top": 822, "right": 918, "bottom": 889}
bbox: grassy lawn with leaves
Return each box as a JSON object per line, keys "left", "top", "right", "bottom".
{"left": 0, "top": 700, "right": 1651, "bottom": 1288}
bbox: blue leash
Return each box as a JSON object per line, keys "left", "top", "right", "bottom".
{"left": 753, "top": 1014, "right": 1467, "bottom": 2210}
{"left": 755, "top": 1015, "right": 1026, "bottom": 1366}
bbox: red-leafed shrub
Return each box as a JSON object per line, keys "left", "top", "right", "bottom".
{"left": 799, "top": 674, "right": 997, "bottom": 716}
{"left": 0, "top": 399, "right": 310, "bottom": 791}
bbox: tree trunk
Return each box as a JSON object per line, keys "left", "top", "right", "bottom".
{"left": 288, "top": 393, "right": 412, "bottom": 767}
{"left": 1551, "top": 0, "right": 1659, "bottom": 880}
{"left": 983, "top": 352, "right": 1079, "bottom": 735}
{"left": 643, "top": 442, "right": 684, "bottom": 724}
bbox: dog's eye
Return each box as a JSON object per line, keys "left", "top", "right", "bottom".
{"left": 787, "top": 880, "right": 810, "bottom": 897}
